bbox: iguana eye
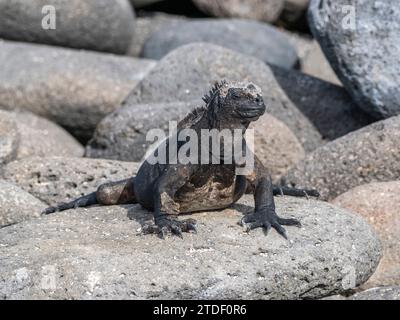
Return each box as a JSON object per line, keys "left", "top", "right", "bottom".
{"left": 231, "top": 90, "right": 242, "bottom": 99}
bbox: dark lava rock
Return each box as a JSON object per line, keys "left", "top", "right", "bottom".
{"left": 309, "top": 0, "right": 400, "bottom": 119}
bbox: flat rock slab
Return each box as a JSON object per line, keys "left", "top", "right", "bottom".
{"left": 349, "top": 286, "right": 400, "bottom": 300}
{"left": 142, "top": 19, "right": 298, "bottom": 69}
{"left": 309, "top": 0, "right": 400, "bottom": 118}
{"left": 2, "top": 157, "right": 140, "bottom": 205}
{"left": 0, "top": 40, "right": 156, "bottom": 142}
{"left": 124, "top": 43, "right": 322, "bottom": 152}
{"left": 0, "top": 0, "right": 135, "bottom": 54}
{"left": 286, "top": 115, "right": 400, "bottom": 200}
{"left": 0, "top": 110, "right": 83, "bottom": 159}
{"left": 0, "top": 196, "right": 381, "bottom": 300}
{"left": 0, "top": 180, "right": 46, "bottom": 228}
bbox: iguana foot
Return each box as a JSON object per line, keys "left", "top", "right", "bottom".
{"left": 240, "top": 210, "right": 301, "bottom": 239}
{"left": 142, "top": 216, "right": 197, "bottom": 239}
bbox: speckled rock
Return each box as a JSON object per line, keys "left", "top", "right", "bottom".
{"left": 123, "top": 43, "right": 323, "bottom": 152}
{"left": 0, "top": 116, "right": 19, "bottom": 167}
{"left": 0, "top": 40, "right": 156, "bottom": 142}
{"left": 192, "top": 0, "right": 284, "bottom": 23}
{"left": 250, "top": 114, "right": 305, "bottom": 182}
{"left": 142, "top": 19, "right": 299, "bottom": 69}
{"left": 271, "top": 67, "right": 374, "bottom": 141}
{"left": 0, "top": 196, "right": 381, "bottom": 299}
{"left": 0, "top": 180, "right": 46, "bottom": 228}
{"left": 285, "top": 116, "right": 400, "bottom": 200}
{"left": 332, "top": 182, "right": 400, "bottom": 289}
{"left": 349, "top": 286, "right": 400, "bottom": 300}
{"left": 0, "top": 0, "right": 135, "bottom": 54}
{"left": 309, "top": 0, "right": 400, "bottom": 119}
{"left": 0, "top": 110, "right": 83, "bottom": 159}
{"left": 86, "top": 102, "right": 304, "bottom": 182}
{"left": 2, "top": 157, "right": 139, "bottom": 205}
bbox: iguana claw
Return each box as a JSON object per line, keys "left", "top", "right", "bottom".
{"left": 143, "top": 217, "right": 197, "bottom": 239}
{"left": 240, "top": 210, "right": 301, "bottom": 239}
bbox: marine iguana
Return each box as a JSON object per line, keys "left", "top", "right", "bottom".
{"left": 43, "top": 81, "right": 319, "bottom": 239}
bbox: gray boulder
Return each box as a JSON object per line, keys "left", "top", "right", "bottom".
{"left": 0, "top": 196, "right": 381, "bottom": 299}
{"left": 142, "top": 19, "right": 299, "bottom": 69}
{"left": 309, "top": 0, "right": 400, "bottom": 119}
{"left": 0, "top": 0, "right": 135, "bottom": 54}
{"left": 0, "top": 116, "right": 19, "bottom": 167}
{"left": 285, "top": 115, "right": 400, "bottom": 200}
{"left": 271, "top": 67, "right": 374, "bottom": 141}
{"left": 2, "top": 157, "right": 140, "bottom": 205}
{"left": 0, "top": 180, "right": 46, "bottom": 228}
{"left": 0, "top": 110, "right": 84, "bottom": 159}
{"left": 0, "top": 40, "right": 156, "bottom": 142}
{"left": 192, "top": 0, "right": 284, "bottom": 23}
{"left": 122, "top": 43, "right": 323, "bottom": 152}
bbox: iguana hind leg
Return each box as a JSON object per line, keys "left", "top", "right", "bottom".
{"left": 42, "top": 177, "right": 136, "bottom": 215}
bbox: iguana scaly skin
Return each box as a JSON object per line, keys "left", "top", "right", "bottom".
{"left": 44, "top": 81, "right": 319, "bottom": 239}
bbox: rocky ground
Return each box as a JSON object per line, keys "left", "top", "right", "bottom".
{"left": 0, "top": 0, "right": 399, "bottom": 300}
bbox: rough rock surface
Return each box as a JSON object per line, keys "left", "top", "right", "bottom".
{"left": 309, "top": 0, "right": 400, "bottom": 119}
{"left": 349, "top": 286, "right": 400, "bottom": 300}
{"left": 0, "top": 0, "right": 135, "bottom": 54}
{"left": 250, "top": 114, "right": 305, "bottom": 182}
{"left": 0, "top": 196, "right": 381, "bottom": 299}
{"left": 332, "top": 182, "right": 400, "bottom": 288}
{"left": 142, "top": 19, "right": 299, "bottom": 69}
{"left": 192, "top": 0, "right": 284, "bottom": 23}
{"left": 271, "top": 67, "right": 374, "bottom": 141}
{"left": 87, "top": 102, "right": 304, "bottom": 182}
{"left": 0, "top": 180, "right": 46, "bottom": 228}
{"left": 0, "top": 110, "right": 83, "bottom": 159}
{"left": 0, "top": 116, "right": 19, "bottom": 167}
{"left": 2, "top": 157, "right": 140, "bottom": 205}
{"left": 123, "top": 43, "right": 323, "bottom": 152}
{"left": 286, "top": 116, "right": 400, "bottom": 200}
{"left": 0, "top": 40, "right": 156, "bottom": 142}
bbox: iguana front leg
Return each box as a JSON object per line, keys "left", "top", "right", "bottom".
{"left": 242, "top": 157, "right": 301, "bottom": 239}
{"left": 143, "top": 165, "right": 197, "bottom": 239}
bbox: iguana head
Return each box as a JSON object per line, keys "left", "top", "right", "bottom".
{"left": 203, "top": 80, "right": 266, "bottom": 130}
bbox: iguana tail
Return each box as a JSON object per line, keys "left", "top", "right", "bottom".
{"left": 42, "top": 178, "right": 137, "bottom": 215}
{"left": 42, "top": 192, "right": 98, "bottom": 215}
